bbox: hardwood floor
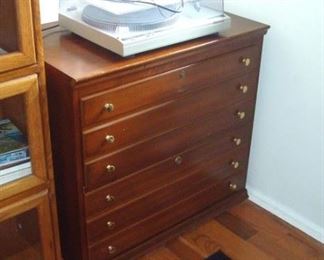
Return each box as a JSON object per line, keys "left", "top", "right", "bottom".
{"left": 140, "top": 200, "right": 324, "bottom": 260}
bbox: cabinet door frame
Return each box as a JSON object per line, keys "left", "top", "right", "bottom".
{"left": 0, "top": 0, "right": 36, "bottom": 73}
{"left": 0, "top": 190, "right": 56, "bottom": 260}
{"left": 0, "top": 74, "right": 48, "bottom": 201}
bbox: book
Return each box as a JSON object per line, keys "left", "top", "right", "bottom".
{"left": 0, "top": 161, "right": 32, "bottom": 177}
{"left": 0, "top": 161, "right": 32, "bottom": 185}
{"left": 0, "top": 118, "right": 30, "bottom": 167}
{"left": 0, "top": 158, "right": 30, "bottom": 170}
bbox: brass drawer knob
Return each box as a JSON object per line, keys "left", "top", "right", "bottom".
{"left": 233, "top": 137, "right": 242, "bottom": 146}
{"left": 106, "top": 165, "right": 116, "bottom": 173}
{"left": 179, "top": 70, "right": 186, "bottom": 79}
{"left": 229, "top": 183, "right": 238, "bottom": 191}
{"left": 231, "top": 161, "right": 240, "bottom": 169}
{"left": 241, "top": 57, "right": 251, "bottom": 67}
{"left": 106, "top": 221, "right": 116, "bottom": 230}
{"left": 108, "top": 245, "right": 117, "bottom": 255}
{"left": 237, "top": 111, "right": 246, "bottom": 120}
{"left": 239, "top": 85, "right": 249, "bottom": 93}
{"left": 174, "top": 155, "right": 183, "bottom": 165}
{"left": 104, "top": 103, "right": 114, "bottom": 112}
{"left": 105, "top": 135, "right": 115, "bottom": 143}
{"left": 106, "top": 194, "right": 115, "bottom": 203}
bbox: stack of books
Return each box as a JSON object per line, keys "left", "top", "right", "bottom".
{"left": 0, "top": 118, "right": 31, "bottom": 185}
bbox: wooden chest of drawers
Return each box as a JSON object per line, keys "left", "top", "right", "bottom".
{"left": 44, "top": 14, "right": 269, "bottom": 260}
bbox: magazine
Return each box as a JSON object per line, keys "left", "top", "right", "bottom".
{"left": 0, "top": 118, "right": 30, "bottom": 167}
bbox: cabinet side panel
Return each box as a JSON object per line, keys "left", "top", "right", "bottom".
{"left": 45, "top": 65, "right": 85, "bottom": 260}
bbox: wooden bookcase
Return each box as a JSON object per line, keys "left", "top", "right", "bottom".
{"left": 0, "top": 0, "right": 61, "bottom": 259}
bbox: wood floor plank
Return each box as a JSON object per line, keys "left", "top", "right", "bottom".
{"left": 184, "top": 219, "right": 275, "bottom": 260}
{"left": 216, "top": 212, "right": 258, "bottom": 240}
{"left": 286, "top": 229, "right": 324, "bottom": 259}
{"left": 249, "top": 231, "right": 303, "bottom": 260}
{"left": 180, "top": 223, "right": 221, "bottom": 257}
{"left": 167, "top": 236, "right": 205, "bottom": 259}
{"left": 279, "top": 233, "right": 323, "bottom": 260}
{"left": 229, "top": 201, "right": 291, "bottom": 237}
{"left": 141, "top": 200, "right": 324, "bottom": 260}
{"left": 139, "top": 247, "right": 181, "bottom": 260}
{"left": 230, "top": 201, "right": 324, "bottom": 258}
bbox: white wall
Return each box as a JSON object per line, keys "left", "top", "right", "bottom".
{"left": 39, "top": 0, "right": 58, "bottom": 24}
{"left": 225, "top": 0, "right": 324, "bottom": 242}
{"left": 39, "top": 0, "right": 324, "bottom": 242}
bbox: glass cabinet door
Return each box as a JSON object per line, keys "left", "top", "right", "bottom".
{"left": 0, "top": 0, "right": 36, "bottom": 73}
{"left": 0, "top": 75, "right": 47, "bottom": 200}
{"left": 0, "top": 208, "right": 43, "bottom": 259}
{"left": 0, "top": 191, "right": 55, "bottom": 260}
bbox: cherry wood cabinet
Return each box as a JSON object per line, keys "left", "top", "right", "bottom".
{"left": 44, "top": 14, "right": 269, "bottom": 260}
{"left": 0, "top": 0, "right": 61, "bottom": 259}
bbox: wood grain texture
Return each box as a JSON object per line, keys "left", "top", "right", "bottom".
{"left": 80, "top": 46, "right": 259, "bottom": 128}
{"left": 84, "top": 105, "right": 254, "bottom": 190}
{"left": 167, "top": 236, "right": 209, "bottom": 259}
{"left": 86, "top": 159, "right": 247, "bottom": 243}
{"left": 230, "top": 201, "right": 324, "bottom": 259}
{"left": 30, "top": 0, "right": 62, "bottom": 257}
{"left": 84, "top": 144, "right": 250, "bottom": 218}
{"left": 141, "top": 247, "right": 180, "bottom": 260}
{"left": 89, "top": 175, "right": 246, "bottom": 259}
{"left": 216, "top": 212, "right": 257, "bottom": 240}
{"left": 140, "top": 201, "right": 324, "bottom": 260}
{"left": 82, "top": 73, "right": 258, "bottom": 160}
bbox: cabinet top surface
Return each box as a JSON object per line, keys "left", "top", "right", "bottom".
{"left": 43, "top": 14, "right": 269, "bottom": 84}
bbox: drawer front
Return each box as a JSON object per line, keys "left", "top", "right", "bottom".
{"left": 83, "top": 73, "right": 258, "bottom": 160}
{"left": 84, "top": 132, "right": 251, "bottom": 217}
{"left": 81, "top": 45, "right": 260, "bottom": 127}
{"left": 88, "top": 174, "right": 246, "bottom": 259}
{"left": 84, "top": 100, "right": 255, "bottom": 190}
{"left": 86, "top": 147, "right": 249, "bottom": 243}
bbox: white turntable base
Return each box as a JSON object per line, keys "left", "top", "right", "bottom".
{"left": 59, "top": 11, "right": 231, "bottom": 57}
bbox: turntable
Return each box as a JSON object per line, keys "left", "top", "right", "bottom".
{"left": 59, "top": 0, "right": 230, "bottom": 56}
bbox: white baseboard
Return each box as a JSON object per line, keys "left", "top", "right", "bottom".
{"left": 247, "top": 186, "right": 324, "bottom": 244}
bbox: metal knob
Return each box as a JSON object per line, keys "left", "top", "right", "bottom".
{"left": 229, "top": 183, "right": 238, "bottom": 191}
{"left": 233, "top": 138, "right": 242, "bottom": 146}
{"left": 239, "top": 85, "right": 249, "bottom": 93}
{"left": 231, "top": 161, "right": 240, "bottom": 169}
{"left": 106, "top": 165, "right": 116, "bottom": 173}
{"left": 108, "top": 245, "right": 116, "bottom": 255}
{"left": 174, "top": 155, "right": 183, "bottom": 165}
{"left": 105, "top": 135, "right": 115, "bottom": 143}
{"left": 241, "top": 57, "right": 251, "bottom": 67}
{"left": 106, "top": 194, "right": 115, "bottom": 203}
{"left": 237, "top": 111, "right": 246, "bottom": 120}
{"left": 179, "top": 70, "right": 186, "bottom": 79}
{"left": 107, "top": 221, "right": 116, "bottom": 230}
{"left": 104, "top": 103, "right": 114, "bottom": 112}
